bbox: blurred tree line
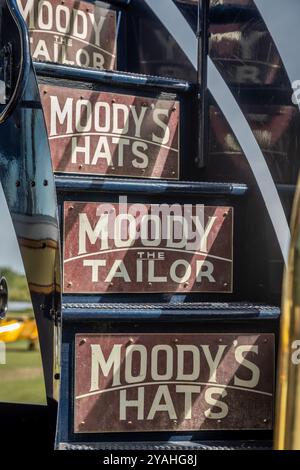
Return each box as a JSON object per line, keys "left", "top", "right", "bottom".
{"left": 0, "top": 267, "right": 30, "bottom": 302}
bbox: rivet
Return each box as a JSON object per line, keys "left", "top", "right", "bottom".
{"left": 67, "top": 281, "right": 72, "bottom": 287}
{"left": 128, "top": 421, "right": 132, "bottom": 425}
{"left": 263, "top": 418, "right": 268, "bottom": 423}
{"left": 219, "top": 338, "right": 223, "bottom": 343}
{"left": 30, "top": 181, "right": 36, "bottom": 187}
{"left": 148, "top": 282, "right": 152, "bottom": 286}
{"left": 78, "top": 164, "right": 83, "bottom": 169}
{"left": 184, "top": 282, "right": 189, "bottom": 288}
{"left": 223, "top": 282, "right": 228, "bottom": 287}
{"left": 172, "top": 106, "right": 176, "bottom": 111}
{"left": 43, "top": 179, "right": 48, "bottom": 186}
{"left": 68, "top": 206, "right": 74, "bottom": 211}
{"left": 80, "top": 421, "right": 85, "bottom": 426}
{"left": 79, "top": 338, "right": 86, "bottom": 346}
{"left": 43, "top": 90, "right": 47, "bottom": 94}
{"left": 54, "top": 373, "right": 60, "bottom": 380}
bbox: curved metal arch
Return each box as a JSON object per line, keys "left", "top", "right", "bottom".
{"left": 0, "top": 0, "right": 30, "bottom": 123}
{"left": 0, "top": 0, "right": 61, "bottom": 402}
{"left": 144, "top": 0, "right": 290, "bottom": 265}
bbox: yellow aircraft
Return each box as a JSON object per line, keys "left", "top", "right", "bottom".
{"left": 0, "top": 317, "right": 38, "bottom": 350}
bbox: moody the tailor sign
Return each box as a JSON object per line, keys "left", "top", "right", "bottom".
{"left": 17, "top": 0, "right": 116, "bottom": 69}
{"left": 63, "top": 200, "right": 233, "bottom": 294}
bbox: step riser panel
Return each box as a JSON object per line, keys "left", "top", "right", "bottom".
{"left": 17, "top": 0, "right": 117, "bottom": 70}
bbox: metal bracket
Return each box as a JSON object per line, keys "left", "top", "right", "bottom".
{"left": 50, "top": 308, "right": 61, "bottom": 326}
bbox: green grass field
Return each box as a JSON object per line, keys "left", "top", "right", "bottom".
{"left": 0, "top": 268, "right": 46, "bottom": 404}
{"left": 0, "top": 340, "right": 46, "bottom": 404}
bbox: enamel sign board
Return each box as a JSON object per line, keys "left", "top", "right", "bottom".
{"left": 40, "top": 84, "right": 180, "bottom": 179}
{"left": 63, "top": 202, "right": 233, "bottom": 294}
{"left": 17, "top": 0, "right": 116, "bottom": 69}
{"left": 74, "top": 333, "right": 274, "bottom": 433}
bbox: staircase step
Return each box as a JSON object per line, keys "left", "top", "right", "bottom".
{"left": 34, "top": 62, "right": 191, "bottom": 93}
{"left": 61, "top": 302, "right": 280, "bottom": 321}
{"left": 58, "top": 440, "right": 272, "bottom": 450}
{"left": 55, "top": 176, "right": 248, "bottom": 196}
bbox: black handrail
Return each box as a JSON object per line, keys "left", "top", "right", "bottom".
{"left": 0, "top": 0, "right": 30, "bottom": 124}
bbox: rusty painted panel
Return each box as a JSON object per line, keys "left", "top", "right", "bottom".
{"left": 17, "top": 0, "right": 116, "bottom": 69}
{"left": 74, "top": 333, "right": 274, "bottom": 433}
{"left": 40, "top": 84, "right": 180, "bottom": 179}
{"left": 63, "top": 202, "right": 233, "bottom": 294}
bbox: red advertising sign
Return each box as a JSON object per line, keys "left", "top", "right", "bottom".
{"left": 74, "top": 333, "right": 274, "bottom": 433}
{"left": 40, "top": 84, "right": 180, "bottom": 179}
{"left": 63, "top": 201, "right": 233, "bottom": 294}
{"left": 17, "top": 0, "right": 116, "bottom": 69}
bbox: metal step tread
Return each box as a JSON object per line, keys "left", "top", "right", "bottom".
{"left": 61, "top": 302, "right": 280, "bottom": 321}
{"left": 62, "top": 302, "right": 279, "bottom": 312}
{"left": 55, "top": 175, "right": 248, "bottom": 196}
{"left": 58, "top": 440, "right": 272, "bottom": 450}
{"left": 34, "top": 62, "right": 191, "bottom": 93}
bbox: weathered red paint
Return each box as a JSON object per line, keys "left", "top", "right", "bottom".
{"left": 17, "top": 0, "right": 116, "bottom": 69}
{"left": 63, "top": 201, "right": 233, "bottom": 294}
{"left": 40, "top": 84, "right": 180, "bottom": 179}
{"left": 74, "top": 333, "right": 274, "bottom": 433}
